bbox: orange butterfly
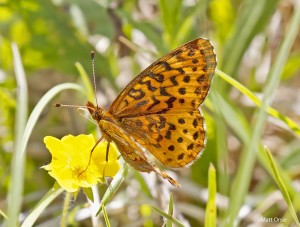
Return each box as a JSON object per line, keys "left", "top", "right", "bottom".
{"left": 85, "top": 38, "right": 216, "bottom": 187}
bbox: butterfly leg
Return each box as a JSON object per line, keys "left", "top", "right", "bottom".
{"left": 105, "top": 142, "right": 110, "bottom": 161}
{"left": 119, "top": 143, "right": 181, "bottom": 187}
{"left": 102, "top": 142, "right": 110, "bottom": 178}
{"left": 78, "top": 136, "right": 103, "bottom": 176}
{"left": 152, "top": 166, "right": 181, "bottom": 187}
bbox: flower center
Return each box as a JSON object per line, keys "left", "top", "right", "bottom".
{"left": 74, "top": 165, "right": 88, "bottom": 179}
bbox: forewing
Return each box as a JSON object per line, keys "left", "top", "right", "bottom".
{"left": 109, "top": 38, "right": 216, "bottom": 117}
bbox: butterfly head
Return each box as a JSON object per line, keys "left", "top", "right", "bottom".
{"left": 86, "top": 101, "right": 104, "bottom": 122}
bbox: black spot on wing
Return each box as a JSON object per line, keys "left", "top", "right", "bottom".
{"left": 135, "top": 100, "right": 149, "bottom": 108}
{"left": 160, "top": 87, "right": 171, "bottom": 96}
{"left": 146, "top": 96, "right": 160, "bottom": 111}
{"left": 170, "top": 76, "right": 178, "bottom": 86}
{"left": 160, "top": 61, "right": 172, "bottom": 70}
{"left": 148, "top": 72, "right": 164, "bottom": 82}
{"left": 165, "top": 96, "right": 177, "bottom": 109}
{"left": 139, "top": 79, "right": 157, "bottom": 91}
{"left": 128, "top": 88, "right": 146, "bottom": 100}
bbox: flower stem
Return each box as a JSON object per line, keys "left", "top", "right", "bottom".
{"left": 61, "top": 192, "right": 71, "bottom": 227}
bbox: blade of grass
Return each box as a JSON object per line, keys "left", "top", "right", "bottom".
{"left": 209, "top": 93, "right": 230, "bottom": 200}
{"left": 264, "top": 147, "right": 300, "bottom": 226}
{"left": 96, "top": 163, "right": 130, "bottom": 215}
{"left": 6, "top": 82, "right": 83, "bottom": 226}
{"left": 151, "top": 205, "right": 185, "bottom": 227}
{"left": 221, "top": 0, "right": 279, "bottom": 76}
{"left": 0, "top": 209, "right": 8, "bottom": 220}
{"left": 257, "top": 146, "right": 296, "bottom": 198}
{"left": 102, "top": 204, "right": 111, "bottom": 227}
{"left": 209, "top": 0, "right": 235, "bottom": 44}
{"left": 225, "top": 2, "right": 300, "bottom": 226}
{"left": 166, "top": 193, "right": 174, "bottom": 227}
{"left": 21, "top": 188, "right": 64, "bottom": 227}
{"left": 205, "top": 163, "right": 217, "bottom": 227}
{"left": 213, "top": 92, "right": 250, "bottom": 143}
{"left": 83, "top": 187, "right": 94, "bottom": 203}
{"left": 284, "top": 193, "right": 300, "bottom": 226}
{"left": 173, "top": 14, "right": 193, "bottom": 47}
{"left": 216, "top": 69, "right": 300, "bottom": 136}
{"left": 7, "top": 43, "right": 28, "bottom": 227}
{"left": 212, "top": 93, "right": 297, "bottom": 201}
{"left": 211, "top": 78, "right": 297, "bottom": 222}
{"left": 212, "top": 77, "right": 297, "bottom": 198}
{"left": 158, "top": 0, "right": 183, "bottom": 47}
{"left": 75, "top": 62, "right": 94, "bottom": 102}
{"left": 132, "top": 171, "right": 152, "bottom": 198}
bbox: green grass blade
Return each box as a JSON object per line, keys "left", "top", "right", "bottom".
{"left": 83, "top": 187, "right": 94, "bottom": 203}
{"left": 158, "top": 0, "right": 183, "bottom": 46}
{"left": 166, "top": 193, "right": 174, "bottom": 227}
{"left": 151, "top": 205, "right": 185, "bottom": 227}
{"left": 11, "top": 42, "right": 28, "bottom": 152}
{"left": 264, "top": 147, "right": 300, "bottom": 226}
{"left": 257, "top": 146, "right": 296, "bottom": 198}
{"left": 225, "top": 2, "right": 300, "bottom": 226}
{"left": 6, "top": 83, "right": 83, "bottom": 226}
{"left": 221, "top": 0, "right": 279, "bottom": 75}
{"left": 102, "top": 204, "right": 111, "bottom": 227}
{"left": 132, "top": 171, "right": 152, "bottom": 198}
{"left": 287, "top": 193, "right": 300, "bottom": 225}
{"left": 7, "top": 43, "right": 28, "bottom": 227}
{"left": 209, "top": 94, "right": 230, "bottom": 197}
{"left": 96, "top": 163, "right": 130, "bottom": 215}
{"left": 0, "top": 209, "right": 8, "bottom": 220}
{"left": 212, "top": 91, "right": 297, "bottom": 202}
{"left": 213, "top": 93, "right": 297, "bottom": 204}
{"left": 75, "top": 62, "right": 94, "bottom": 102}
{"left": 205, "top": 163, "right": 217, "bottom": 227}
{"left": 213, "top": 92, "right": 250, "bottom": 142}
{"left": 210, "top": 0, "right": 235, "bottom": 44}
{"left": 18, "top": 83, "right": 83, "bottom": 160}
{"left": 61, "top": 192, "right": 71, "bottom": 227}
{"left": 21, "top": 188, "right": 64, "bottom": 227}
{"left": 216, "top": 69, "right": 300, "bottom": 136}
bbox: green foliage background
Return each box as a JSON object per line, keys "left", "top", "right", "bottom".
{"left": 1, "top": 0, "right": 300, "bottom": 226}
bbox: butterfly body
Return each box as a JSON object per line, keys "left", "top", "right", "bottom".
{"left": 87, "top": 38, "right": 216, "bottom": 186}
{"left": 86, "top": 101, "right": 164, "bottom": 172}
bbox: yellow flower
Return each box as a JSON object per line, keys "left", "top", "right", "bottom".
{"left": 43, "top": 134, "right": 120, "bottom": 192}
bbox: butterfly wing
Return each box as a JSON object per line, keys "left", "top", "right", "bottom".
{"left": 107, "top": 38, "right": 216, "bottom": 168}
{"left": 99, "top": 119, "right": 180, "bottom": 186}
{"left": 119, "top": 110, "right": 205, "bottom": 167}
{"left": 109, "top": 38, "right": 216, "bottom": 117}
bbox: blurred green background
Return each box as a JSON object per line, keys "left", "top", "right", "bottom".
{"left": 1, "top": 0, "right": 300, "bottom": 226}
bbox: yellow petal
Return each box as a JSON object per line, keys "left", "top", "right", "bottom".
{"left": 43, "top": 134, "right": 120, "bottom": 192}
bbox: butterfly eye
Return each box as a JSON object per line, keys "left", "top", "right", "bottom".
{"left": 91, "top": 108, "right": 104, "bottom": 122}
{"left": 92, "top": 112, "right": 99, "bottom": 121}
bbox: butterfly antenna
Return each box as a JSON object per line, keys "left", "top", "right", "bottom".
{"left": 55, "top": 103, "right": 86, "bottom": 108}
{"left": 91, "top": 51, "right": 99, "bottom": 108}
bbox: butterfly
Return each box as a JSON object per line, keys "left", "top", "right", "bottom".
{"left": 86, "top": 38, "right": 216, "bottom": 187}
